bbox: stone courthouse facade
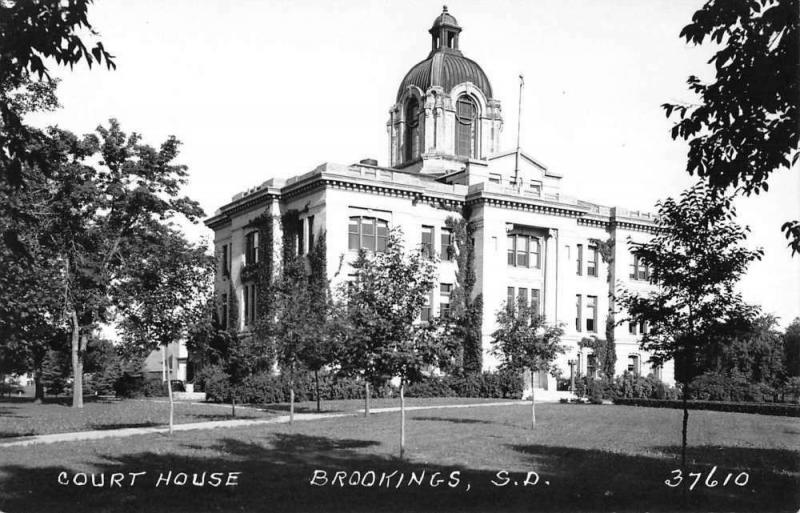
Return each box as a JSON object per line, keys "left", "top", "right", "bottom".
{"left": 205, "top": 7, "right": 674, "bottom": 392}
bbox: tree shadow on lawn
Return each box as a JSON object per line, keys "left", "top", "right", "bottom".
{"left": 87, "top": 422, "right": 163, "bottom": 431}
{"left": 2, "top": 431, "right": 798, "bottom": 513}
{"left": 510, "top": 443, "right": 799, "bottom": 513}
{"left": 259, "top": 404, "right": 347, "bottom": 415}
{"left": 411, "top": 416, "right": 496, "bottom": 425}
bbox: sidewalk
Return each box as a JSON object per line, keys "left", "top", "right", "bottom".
{"left": 0, "top": 401, "right": 524, "bottom": 448}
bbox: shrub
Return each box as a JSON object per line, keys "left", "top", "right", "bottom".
{"left": 612, "top": 397, "right": 800, "bottom": 417}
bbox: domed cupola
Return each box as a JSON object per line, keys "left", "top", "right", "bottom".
{"left": 388, "top": 6, "right": 503, "bottom": 175}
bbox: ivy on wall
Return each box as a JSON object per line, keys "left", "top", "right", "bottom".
{"left": 446, "top": 206, "right": 483, "bottom": 375}
{"left": 588, "top": 236, "right": 617, "bottom": 378}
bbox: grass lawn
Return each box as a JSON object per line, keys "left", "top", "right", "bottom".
{"left": 0, "top": 403, "right": 797, "bottom": 512}
{"left": 0, "top": 396, "right": 505, "bottom": 437}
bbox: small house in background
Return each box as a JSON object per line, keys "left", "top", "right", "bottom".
{"left": 141, "top": 341, "right": 191, "bottom": 383}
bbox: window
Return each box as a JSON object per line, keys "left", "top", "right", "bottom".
{"left": 507, "top": 235, "right": 541, "bottom": 269}
{"left": 586, "top": 295, "right": 597, "bottom": 332}
{"left": 529, "top": 181, "right": 542, "bottom": 195}
{"left": 307, "top": 215, "right": 314, "bottom": 253}
{"left": 439, "top": 283, "right": 452, "bottom": 318}
{"left": 348, "top": 216, "right": 389, "bottom": 252}
{"left": 517, "top": 287, "right": 528, "bottom": 308}
{"left": 440, "top": 228, "right": 453, "bottom": 261}
{"left": 639, "top": 320, "right": 648, "bottom": 335}
{"left": 531, "top": 289, "right": 541, "bottom": 316}
{"left": 530, "top": 238, "right": 541, "bottom": 268}
{"left": 489, "top": 173, "right": 501, "bottom": 184}
{"left": 575, "top": 295, "right": 582, "bottom": 332}
{"left": 587, "top": 245, "right": 598, "bottom": 277}
{"left": 243, "top": 284, "right": 257, "bottom": 326}
{"left": 245, "top": 232, "right": 259, "bottom": 265}
{"left": 220, "top": 293, "right": 228, "bottom": 329}
{"left": 627, "top": 354, "right": 640, "bottom": 376}
{"left": 630, "top": 253, "right": 650, "bottom": 281}
{"left": 404, "top": 98, "right": 420, "bottom": 162}
{"left": 421, "top": 226, "right": 434, "bottom": 258}
{"left": 221, "top": 244, "right": 230, "bottom": 277}
{"left": 652, "top": 364, "right": 662, "bottom": 380}
{"left": 629, "top": 322, "right": 637, "bottom": 335}
{"left": 421, "top": 289, "right": 433, "bottom": 322}
{"left": 587, "top": 354, "right": 597, "bottom": 378}
{"left": 455, "top": 95, "right": 478, "bottom": 158}
{"left": 576, "top": 244, "right": 583, "bottom": 275}
{"left": 507, "top": 286, "right": 515, "bottom": 311}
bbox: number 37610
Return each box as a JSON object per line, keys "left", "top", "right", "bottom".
{"left": 665, "top": 467, "right": 749, "bottom": 491}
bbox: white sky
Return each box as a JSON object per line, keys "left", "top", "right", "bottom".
{"left": 27, "top": 0, "right": 799, "bottom": 327}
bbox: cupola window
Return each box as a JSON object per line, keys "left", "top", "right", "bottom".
{"left": 404, "top": 98, "right": 420, "bottom": 162}
{"left": 455, "top": 95, "right": 478, "bottom": 158}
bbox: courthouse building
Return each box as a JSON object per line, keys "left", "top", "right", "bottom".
{"left": 205, "top": 7, "right": 674, "bottom": 393}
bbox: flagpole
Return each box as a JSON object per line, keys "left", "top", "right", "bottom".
{"left": 515, "top": 74, "right": 525, "bottom": 187}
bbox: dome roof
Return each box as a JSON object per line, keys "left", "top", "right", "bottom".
{"left": 397, "top": 52, "right": 493, "bottom": 101}
{"left": 430, "top": 6, "right": 458, "bottom": 29}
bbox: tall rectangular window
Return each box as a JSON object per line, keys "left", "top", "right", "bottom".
{"left": 531, "top": 289, "right": 541, "bottom": 315}
{"left": 588, "top": 245, "right": 598, "bottom": 277}
{"left": 220, "top": 293, "right": 228, "bottom": 329}
{"left": 507, "top": 286, "right": 515, "bottom": 311}
{"left": 587, "top": 354, "right": 597, "bottom": 378}
{"left": 439, "top": 283, "right": 452, "bottom": 318}
{"left": 221, "top": 244, "right": 229, "bottom": 277}
{"left": 507, "top": 236, "right": 516, "bottom": 265}
{"left": 576, "top": 244, "right": 583, "bottom": 275}
{"left": 515, "top": 235, "right": 529, "bottom": 267}
{"left": 530, "top": 238, "right": 541, "bottom": 268}
{"left": 627, "top": 354, "right": 640, "bottom": 376}
{"left": 630, "top": 253, "right": 650, "bottom": 281}
{"left": 421, "top": 289, "right": 433, "bottom": 322}
{"left": 629, "top": 322, "right": 637, "bottom": 335}
{"left": 297, "top": 220, "right": 304, "bottom": 256}
{"left": 653, "top": 364, "right": 662, "bottom": 380}
{"left": 421, "top": 226, "right": 433, "bottom": 259}
{"left": 441, "top": 228, "right": 453, "bottom": 261}
{"left": 575, "top": 295, "right": 582, "bottom": 332}
{"left": 243, "top": 286, "right": 250, "bottom": 326}
{"left": 517, "top": 287, "right": 528, "bottom": 308}
{"left": 586, "top": 295, "right": 597, "bottom": 332}
{"left": 307, "top": 215, "right": 314, "bottom": 253}
{"left": 245, "top": 232, "right": 259, "bottom": 265}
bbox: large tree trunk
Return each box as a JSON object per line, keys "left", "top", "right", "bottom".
{"left": 530, "top": 371, "right": 536, "bottom": 429}
{"left": 315, "top": 369, "right": 321, "bottom": 413}
{"left": 681, "top": 381, "right": 690, "bottom": 507}
{"left": 70, "top": 310, "right": 85, "bottom": 409}
{"left": 165, "top": 345, "right": 174, "bottom": 435}
{"left": 400, "top": 379, "right": 406, "bottom": 459}
{"left": 364, "top": 381, "right": 370, "bottom": 417}
{"left": 33, "top": 370, "right": 44, "bottom": 403}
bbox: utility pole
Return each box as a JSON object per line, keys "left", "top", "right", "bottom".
{"left": 514, "top": 74, "right": 525, "bottom": 188}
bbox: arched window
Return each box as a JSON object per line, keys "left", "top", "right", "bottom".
{"left": 455, "top": 95, "right": 478, "bottom": 158}
{"left": 404, "top": 98, "right": 420, "bottom": 162}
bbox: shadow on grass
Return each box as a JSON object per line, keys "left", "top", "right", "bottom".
{"left": 1, "top": 430, "right": 797, "bottom": 513}
{"left": 0, "top": 430, "right": 35, "bottom": 439}
{"left": 411, "top": 416, "right": 496, "bottom": 425}
{"left": 260, "top": 404, "right": 346, "bottom": 415}
{"left": 87, "top": 422, "right": 163, "bottom": 431}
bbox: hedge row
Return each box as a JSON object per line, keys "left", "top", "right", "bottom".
{"left": 612, "top": 398, "right": 800, "bottom": 417}
{"left": 404, "top": 372, "right": 523, "bottom": 399}
{"left": 195, "top": 366, "right": 524, "bottom": 404}
{"left": 569, "top": 374, "right": 679, "bottom": 401}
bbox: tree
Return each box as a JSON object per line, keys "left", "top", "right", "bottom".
{"left": 618, "top": 182, "right": 762, "bottom": 473}
{"left": 1, "top": 0, "right": 114, "bottom": 253}
{"left": 48, "top": 121, "right": 203, "bottom": 408}
{"left": 783, "top": 317, "right": 800, "bottom": 377}
{"left": 491, "top": 303, "right": 565, "bottom": 429}
{"left": 118, "top": 227, "right": 212, "bottom": 432}
{"left": 663, "top": 0, "right": 799, "bottom": 254}
{"left": 341, "top": 230, "right": 454, "bottom": 458}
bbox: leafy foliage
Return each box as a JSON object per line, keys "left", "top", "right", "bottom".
{"left": 491, "top": 303, "right": 565, "bottom": 376}
{"left": 662, "top": 0, "right": 799, "bottom": 253}
{"left": 618, "top": 182, "right": 763, "bottom": 383}
{"left": 339, "top": 230, "right": 456, "bottom": 385}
